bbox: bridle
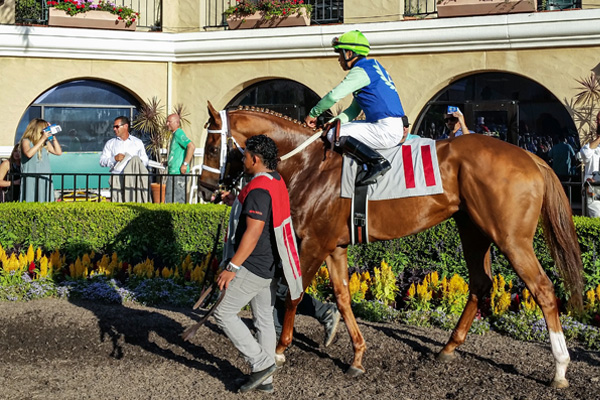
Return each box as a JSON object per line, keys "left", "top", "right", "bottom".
{"left": 198, "top": 109, "right": 245, "bottom": 196}
{"left": 199, "top": 108, "right": 323, "bottom": 199}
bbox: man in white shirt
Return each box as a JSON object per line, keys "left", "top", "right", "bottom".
{"left": 579, "top": 111, "right": 600, "bottom": 217}
{"left": 100, "top": 116, "right": 148, "bottom": 172}
{"left": 100, "top": 116, "right": 149, "bottom": 202}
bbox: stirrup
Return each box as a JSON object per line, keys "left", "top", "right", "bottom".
{"left": 356, "top": 159, "right": 391, "bottom": 186}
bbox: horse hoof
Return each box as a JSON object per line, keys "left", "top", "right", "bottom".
{"left": 274, "top": 353, "right": 286, "bottom": 367}
{"left": 345, "top": 366, "right": 365, "bottom": 378}
{"left": 550, "top": 379, "right": 569, "bottom": 389}
{"left": 436, "top": 351, "right": 458, "bottom": 362}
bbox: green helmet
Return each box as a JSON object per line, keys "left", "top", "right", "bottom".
{"left": 331, "top": 30, "right": 370, "bottom": 56}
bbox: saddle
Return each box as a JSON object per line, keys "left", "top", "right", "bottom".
{"left": 343, "top": 137, "right": 444, "bottom": 244}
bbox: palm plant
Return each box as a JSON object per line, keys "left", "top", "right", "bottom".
{"left": 572, "top": 72, "right": 600, "bottom": 145}
{"left": 131, "top": 97, "right": 189, "bottom": 163}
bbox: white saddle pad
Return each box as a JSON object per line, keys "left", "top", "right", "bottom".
{"left": 341, "top": 137, "right": 444, "bottom": 200}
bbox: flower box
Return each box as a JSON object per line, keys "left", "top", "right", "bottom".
{"left": 437, "top": 0, "right": 537, "bottom": 18}
{"left": 48, "top": 8, "right": 137, "bottom": 31}
{"left": 226, "top": 8, "right": 310, "bottom": 30}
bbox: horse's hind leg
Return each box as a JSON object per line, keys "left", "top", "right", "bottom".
{"left": 502, "top": 243, "right": 570, "bottom": 388}
{"left": 327, "top": 246, "right": 367, "bottom": 377}
{"left": 439, "top": 213, "right": 493, "bottom": 361}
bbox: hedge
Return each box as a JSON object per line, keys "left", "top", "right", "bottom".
{"left": 1, "top": 202, "right": 599, "bottom": 294}
{"left": 348, "top": 215, "right": 600, "bottom": 295}
{"left": 0, "top": 202, "right": 230, "bottom": 265}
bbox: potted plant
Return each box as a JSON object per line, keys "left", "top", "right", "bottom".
{"left": 47, "top": 0, "right": 139, "bottom": 30}
{"left": 131, "top": 97, "right": 189, "bottom": 203}
{"left": 224, "top": 0, "right": 312, "bottom": 30}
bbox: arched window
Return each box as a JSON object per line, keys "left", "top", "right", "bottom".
{"left": 16, "top": 80, "right": 140, "bottom": 152}
{"left": 227, "top": 79, "right": 325, "bottom": 122}
{"left": 414, "top": 72, "right": 579, "bottom": 152}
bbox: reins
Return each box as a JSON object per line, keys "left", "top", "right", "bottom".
{"left": 279, "top": 129, "right": 323, "bottom": 161}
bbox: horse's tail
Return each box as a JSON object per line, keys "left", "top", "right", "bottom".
{"left": 533, "top": 156, "right": 584, "bottom": 312}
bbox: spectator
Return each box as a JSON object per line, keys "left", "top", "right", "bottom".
{"left": 547, "top": 135, "right": 576, "bottom": 181}
{"left": 0, "top": 144, "right": 21, "bottom": 202}
{"left": 100, "top": 116, "right": 149, "bottom": 202}
{"left": 475, "top": 116, "right": 491, "bottom": 134}
{"left": 579, "top": 111, "right": 600, "bottom": 218}
{"left": 402, "top": 116, "right": 420, "bottom": 141}
{"left": 165, "top": 114, "right": 195, "bottom": 203}
{"left": 68, "top": 129, "right": 83, "bottom": 152}
{"left": 20, "top": 119, "right": 63, "bottom": 202}
{"left": 438, "top": 108, "right": 471, "bottom": 139}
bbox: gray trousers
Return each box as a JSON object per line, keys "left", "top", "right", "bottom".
{"left": 214, "top": 267, "right": 277, "bottom": 383}
{"left": 165, "top": 175, "right": 187, "bottom": 204}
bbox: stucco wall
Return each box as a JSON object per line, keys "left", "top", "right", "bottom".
{"left": 162, "top": 0, "right": 201, "bottom": 32}
{"left": 345, "top": 0, "right": 405, "bottom": 23}
{"left": 2, "top": 46, "right": 598, "bottom": 150}
{"left": 0, "top": 0, "right": 15, "bottom": 25}
{"left": 0, "top": 57, "right": 167, "bottom": 146}
{"left": 169, "top": 45, "right": 600, "bottom": 148}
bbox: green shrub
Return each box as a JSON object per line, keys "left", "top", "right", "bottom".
{"left": 0, "top": 202, "right": 229, "bottom": 266}
{"left": 348, "top": 217, "right": 600, "bottom": 300}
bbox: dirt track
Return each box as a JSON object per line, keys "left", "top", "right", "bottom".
{"left": 0, "top": 299, "right": 598, "bottom": 400}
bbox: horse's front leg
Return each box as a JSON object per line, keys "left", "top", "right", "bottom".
{"left": 274, "top": 293, "right": 302, "bottom": 367}
{"left": 327, "top": 246, "right": 367, "bottom": 377}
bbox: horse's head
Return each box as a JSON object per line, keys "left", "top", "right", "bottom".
{"left": 197, "top": 101, "right": 245, "bottom": 202}
{"left": 200, "top": 101, "right": 329, "bottom": 202}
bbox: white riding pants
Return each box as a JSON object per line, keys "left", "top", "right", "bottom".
{"left": 327, "top": 117, "right": 404, "bottom": 149}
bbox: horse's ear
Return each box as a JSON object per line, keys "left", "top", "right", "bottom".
{"left": 207, "top": 101, "right": 221, "bottom": 127}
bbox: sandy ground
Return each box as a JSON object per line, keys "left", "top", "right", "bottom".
{"left": 0, "top": 299, "right": 598, "bottom": 400}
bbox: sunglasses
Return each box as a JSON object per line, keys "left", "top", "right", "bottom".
{"left": 113, "top": 123, "right": 125, "bottom": 129}
{"left": 444, "top": 118, "right": 458, "bottom": 123}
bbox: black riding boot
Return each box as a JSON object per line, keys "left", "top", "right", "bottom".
{"left": 339, "top": 136, "right": 391, "bottom": 186}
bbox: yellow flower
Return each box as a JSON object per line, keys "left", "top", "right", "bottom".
{"left": 39, "top": 256, "right": 49, "bottom": 278}
{"left": 26, "top": 245, "right": 34, "bottom": 264}
{"left": 407, "top": 282, "right": 416, "bottom": 299}
{"left": 161, "top": 267, "right": 172, "bottom": 279}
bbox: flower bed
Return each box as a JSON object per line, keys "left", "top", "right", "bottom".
{"left": 2, "top": 243, "right": 600, "bottom": 350}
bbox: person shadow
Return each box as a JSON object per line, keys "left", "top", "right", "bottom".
{"left": 63, "top": 204, "right": 244, "bottom": 391}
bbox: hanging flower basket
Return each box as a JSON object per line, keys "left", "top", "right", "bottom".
{"left": 48, "top": 8, "right": 137, "bottom": 30}
{"left": 46, "top": 0, "right": 138, "bottom": 30}
{"left": 224, "top": 0, "right": 311, "bottom": 30}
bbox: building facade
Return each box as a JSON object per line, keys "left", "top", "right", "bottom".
{"left": 1, "top": 3, "right": 600, "bottom": 168}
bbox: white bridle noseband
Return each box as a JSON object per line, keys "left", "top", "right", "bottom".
{"left": 204, "top": 109, "right": 244, "bottom": 182}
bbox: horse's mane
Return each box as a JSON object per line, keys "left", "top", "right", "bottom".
{"left": 232, "top": 105, "right": 319, "bottom": 134}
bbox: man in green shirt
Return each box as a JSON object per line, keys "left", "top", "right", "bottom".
{"left": 165, "top": 114, "right": 195, "bottom": 203}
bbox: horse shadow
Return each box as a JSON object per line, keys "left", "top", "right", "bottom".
{"left": 365, "top": 322, "right": 547, "bottom": 386}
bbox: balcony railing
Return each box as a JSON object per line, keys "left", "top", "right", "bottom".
{"left": 403, "top": 0, "right": 582, "bottom": 17}
{"left": 15, "top": 0, "right": 161, "bottom": 30}
{"left": 2, "top": 171, "right": 585, "bottom": 215}
{"left": 6, "top": 171, "right": 210, "bottom": 204}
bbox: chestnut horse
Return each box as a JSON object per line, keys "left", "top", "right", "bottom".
{"left": 200, "top": 103, "right": 583, "bottom": 388}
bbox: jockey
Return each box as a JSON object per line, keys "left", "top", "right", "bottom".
{"left": 304, "top": 30, "right": 406, "bottom": 186}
